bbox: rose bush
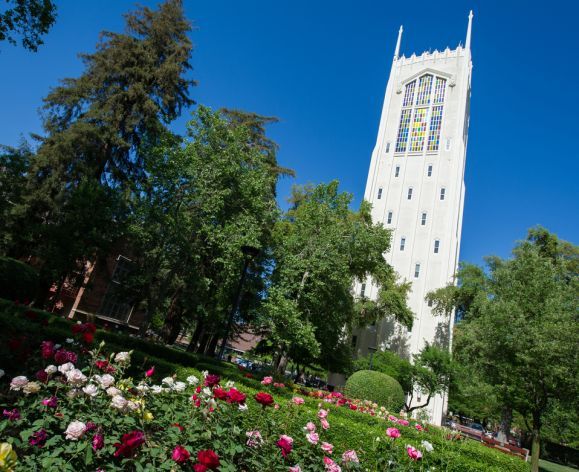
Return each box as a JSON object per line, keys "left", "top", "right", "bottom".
{"left": 0, "top": 301, "right": 530, "bottom": 471}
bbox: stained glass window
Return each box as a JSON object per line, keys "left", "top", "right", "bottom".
{"left": 403, "top": 81, "right": 416, "bottom": 107}
{"left": 395, "top": 109, "right": 412, "bottom": 152}
{"left": 395, "top": 73, "right": 447, "bottom": 154}
{"left": 410, "top": 108, "right": 428, "bottom": 152}
{"left": 427, "top": 106, "right": 443, "bottom": 151}
{"left": 416, "top": 75, "right": 433, "bottom": 105}
{"left": 434, "top": 77, "right": 446, "bottom": 104}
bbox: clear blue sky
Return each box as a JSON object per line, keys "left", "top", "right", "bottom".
{"left": 1, "top": 0, "right": 577, "bottom": 265}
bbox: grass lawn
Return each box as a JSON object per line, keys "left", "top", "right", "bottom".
{"left": 539, "top": 459, "right": 578, "bottom": 472}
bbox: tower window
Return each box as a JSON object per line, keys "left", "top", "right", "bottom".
{"left": 360, "top": 283, "right": 366, "bottom": 297}
{"left": 440, "top": 188, "right": 446, "bottom": 200}
{"left": 421, "top": 212, "right": 427, "bottom": 226}
{"left": 434, "top": 239, "right": 440, "bottom": 253}
{"left": 387, "top": 211, "right": 393, "bottom": 224}
{"left": 377, "top": 188, "right": 383, "bottom": 199}
{"left": 400, "top": 237, "right": 406, "bottom": 251}
{"left": 407, "top": 188, "right": 413, "bottom": 200}
{"left": 427, "top": 165, "right": 433, "bottom": 177}
{"left": 396, "top": 75, "right": 447, "bottom": 153}
{"left": 395, "top": 166, "right": 400, "bottom": 177}
{"left": 414, "top": 263, "right": 421, "bottom": 278}
{"left": 385, "top": 142, "right": 391, "bottom": 153}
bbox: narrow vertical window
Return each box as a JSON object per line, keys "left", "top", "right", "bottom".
{"left": 385, "top": 142, "right": 391, "bottom": 153}
{"left": 377, "top": 188, "right": 383, "bottom": 200}
{"left": 427, "top": 105, "right": 443, "bottom": 151}
{"left": 387, "top": 211, "right": 393, "bottom": 224}
{"left": 440, "top": 188, "right": 446, "bottom": 200}
{"left": 360, "top": 283, "right": 366, "bottom": 297}
{"left": 445, "top": 138, "right": 451, "bottom": 151}
{"left": 410, "top": 108, "right": 428, "bottom": 152}
{"left": 416, "top": 75, "right": 433, "bottom": 105}
{"left": 414, "top": 263, "right": 421, "bottom": 278}
{"left": 395, "top": 166, "right": 400, "bottom": 177}
{"left": 407, "top": 187, "right": 413, "bottom": 200}
{"left": 421, "top": 212, "right": 427, "bottom": 226}
{"left": 400, "top": 237, "right": 406, "bottom": 251}
{"left": 427, "top": 165, "right": 433, "bottom": 177}
{"left": 395, "top": 109, "right": 412, "bottom": 152}
{"left": 434, "top": 239, "right": 440, "bottom": 254}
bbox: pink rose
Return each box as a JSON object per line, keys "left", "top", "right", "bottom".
{"left": 306, "top": 432, "right": 319, "bottom": 445}
{"left": 321, "top": 442, "right": 333, "bottom": 454}
{"left": 304, "top": 421, "right": 316, "bottom": 432}
{"left": 406, "top": 445, "right": 422, "bottom": 461}
{"left": 342, "top": 450, "right": 359, "bottom": 463}
{"left": 261, "top": 376, "right": 273, "bottom": 385}
{"left": 415, "top": 423, "right": 424, "bottom": 431}
{"left": 246, "top": 430, "right": 263, "bottom": 448}
{"left": 10, "top": 376, "right": 28, "bottom": 391}
{"left": 292, "top": 396, "right": 305, "bottom": 405}
{"left": 289, "top": 466, "right": 302, "bottom": 472}
{"left": 386, "top": 427, "right": 401, "bottom": 438}
{"left": 320, "top": 418, "right": 330, "bottom": 430}
{"left": 398, "top": 419, "right": 409, "bottom": 426}
{"left": 172, "top": 445, "right": 190, "bottom": 464}
{"left": 323, "top": 456, "right": 342, "bottom": 472}
{"left": 388, "top": 414, "right": 398, "bottom": 422}
{"left": 317, "top": 409, "right": 328, "bottom": 419}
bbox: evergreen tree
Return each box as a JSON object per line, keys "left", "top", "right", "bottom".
{"left": 0, "top": 0, "right": 56, "bottom": 51}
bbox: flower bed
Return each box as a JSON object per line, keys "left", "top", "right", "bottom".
{"left": 0, "top": 301, "right": 529, "bottom": 471}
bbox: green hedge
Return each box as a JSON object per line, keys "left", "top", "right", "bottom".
{"left": 0, "top": 257, "right": 39, "bottom": 302}
{"left": 345, "top": 369, "right": 405, "bottom": 412}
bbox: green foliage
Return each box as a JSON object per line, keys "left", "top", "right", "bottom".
{"left": 262, "top": 182, "right": 411, "bottom": 373}
{"left": 0, "top": 257, "right": 39, "bottom": 302}
{"left": 0, "top": 0, "right": 56, "bottom": 51}
{"left": 352, "top": 349, "right": 414, "bottom": 393}
{"left": 345, "top": 370, "right": 405, "bottom": 411}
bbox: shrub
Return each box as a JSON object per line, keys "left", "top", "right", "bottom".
{"left": 0, "top": 257, "right": 39, "bottom": 302}
{"left": 345, "top": 370, "right": 405, "bottom": 412}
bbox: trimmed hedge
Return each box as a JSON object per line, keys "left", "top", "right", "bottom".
{"left": 345, "top": 369, "right": 405, "bottom": 412}
{"left": 0, "top": 257, "right": 39, "bottom": 302}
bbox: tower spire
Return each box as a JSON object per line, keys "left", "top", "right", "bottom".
{"left": 394, "top": 25, "right": 403, "bottom": 59}
{"left": 465, "top": 10, "right": 473, "bottom": 51}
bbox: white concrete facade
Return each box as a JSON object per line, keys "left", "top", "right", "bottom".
{"left": 353, "top": 13, "right": 473, "bottom": 425}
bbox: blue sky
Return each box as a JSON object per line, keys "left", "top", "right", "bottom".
{"left": 1, "top": 0, "right": 577, "bottom": 265}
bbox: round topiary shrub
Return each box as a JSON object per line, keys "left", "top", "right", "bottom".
{"left": 0, "top": 256, "right": 40, "bottom": 302}
{"left": 344, "top": 369, "right": 405, "bottom": 411}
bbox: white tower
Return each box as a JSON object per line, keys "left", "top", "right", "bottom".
{"left": 353, "top": 12, "right": 473, "bottom": 425}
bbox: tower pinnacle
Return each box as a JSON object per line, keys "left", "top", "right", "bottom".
{"left": 465, "top": 10, "right": 473, "bottom": 51}
{"left": 394, "top": 25, "right": 403, "bottom": 59}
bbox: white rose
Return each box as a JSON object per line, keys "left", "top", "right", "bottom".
{"left": 186, "top": 375, "right": 199, "bottom": 385}
{"left": 83, "top": 384, "right": 99, "bottom": 397}
{"left": 162, "top": 377, "right": 174, "bottom": 387}
{"left": 23, "top": 381, "right": 41, "bottom": 395}
{"left": 66, "top": 338, "right": 74, "bottom": 344}
{"left": 225, "top": 381, "right": 235, "bottom": 388}
{"left": 45, "top": 365, "right": 57, "bottom": 375}
{"left": 238, "top": 403, "right": 248, "bottom": 411}
{"left": 111, "top": 395, "right": 128, "bottom": 410}
{"left": 150, "top": 385, "right": 163, "bottom": 394}
{"left": 99, "top": 374, "right": 115, "bottom": 388}
{"left": 10, "top": 376, "right": 28, "bottom": 391}
{"left": 135, "top": 384, "right": 149, "bottom": 393}
{"left": 64, "top": 421, "right": 86, "bottom": 440}
{"left": 66, "top": 369, "right": 87, "bottom": 387}
{"left": 54, "top": 344, "right": 62, "bottom": 350}
{"left": 58, "top": 362, "right": 75, "bottom": 374}
{"left": 202, "top": 387, "right": 212, "bottom": 397}
{"left": 106, "top": 387, "right": 121, "bottom": 397}
{"left": 67, "top": 389, "right": 80, "bottom": 399}
{"left": 173, "top": 381, "right": 186, "bottom": 392}
{"left": 201, "top": 370, "right": 208, "bottom": 378}
{"left": 127, "top": 400, "right": 140, "bottom": 411}
{"left": 421, "top": 440, "right": 434, "bottom": 452}
{"left": 114, "top": 352, "right": 131, "bottom": 364}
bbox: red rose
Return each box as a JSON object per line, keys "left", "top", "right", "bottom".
{"left": 226, "top": 388, "right": 246, "bottom": 405}
{"left": 171, "top": 445, "right": 190, "bottom": 464}
{"left": 41, "top": 341, "right": 55, "bottom": 359}
{"left": 172, "top": 423, "right": 184, "bottom": 432}
{"left": 145, "top": 366, "right": 155, "bottom": 377}
{"left": 36, "top": 369, "right": 48, "bottom": 383}
{"left": 276, "top": 436, "right": 293, "bottom": 458}
{"left": 204, "top": 374, "right": 220, "bottom": 387}
{"left": 213, "top": 387, "right": 228, "bottom": 400}
{"left": 193, "top": 465, "right": 208, "bottom": 472}
{"left": 113, "top": 430, "right": 145, "bottom": 458}
{"left": 254, "top": 392, "right": 274, "bottom": 407}
{"left": 82, "top": 332, "right": 94, "bottom": 344}
{"left": 197, "top": 449, "right": 220, "bottom": 469}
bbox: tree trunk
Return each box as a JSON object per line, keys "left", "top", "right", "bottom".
{"left": 187, "top": 322, "right": 203, "bottom": 352}
{"left": 196, "top": 331, "right": 210, "bottom": 354}
{"left": 530, "top": 412, "right": 541, "bottom": 472}
{"left": 496, "top": 405, "right": 512, "bottom": 445}
{"left": 160, "top": 288, "right": 183, "bottom": 344}
{"left": 205, "top": 334, "right": 219, "bottom": 357}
